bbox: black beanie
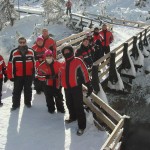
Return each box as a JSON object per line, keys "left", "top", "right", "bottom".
{"left": 61, "top": 45, "right": 74, "bottom": 55}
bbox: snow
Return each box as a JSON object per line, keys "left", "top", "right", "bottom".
{"left": 1, "top": 0, "right": 150, "bottom": 149}
{"left": 0, "top": 82, "right": 107, "bottom": 150}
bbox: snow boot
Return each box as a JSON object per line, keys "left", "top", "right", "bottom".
{"left": 65, "top": 118, "right": 76, "bottom": 124}
{"left": 76, "top": 129, "right": 84, "bottom": 136}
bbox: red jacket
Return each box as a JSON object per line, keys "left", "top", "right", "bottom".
{"left": 75, "top": 44, "right": 95, "bottom": 67}
{"left": 7, "top": 48, "right": 35, "bottom": 79}
{"left": 60, "top": 56, "right": 90, "bottom": 89}
{"left": 32, "top": 44, "right": 47, "bottom": 69}
{"left": 99, "top": 30, "right": 113, "bottom": 47}
{"left": 66, "top": 1, "right": 72, "bottom": 8}
{"left": 42, "top": 36, "right": 57, "bottom": 59}
{"left": 0, "top": 55, "right": 7, "bottom": 79}
{"left": 37, "top": 60, "right": 61, "bottom": 88}
{"left": 93, "top": 33, "right": 104, "bottom": 43}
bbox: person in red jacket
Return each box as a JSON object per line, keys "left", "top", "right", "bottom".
{"left": 75, "top": 37, "right": 95, "bottom": 69}
{"left": 7, "top": 37, "right": 35, "bottom": 110}
{"left": 37, "top": 50, "right": 65, "bottom": 113}
{"left": 0, "top": 55, "right": 8, "bottom": 106}
{"left": 66, "top": 0, "right": 72, "bottom": 15}
{"left": 99, "top": 24, "right": 114, "bottom": 55}
{"left": 42, "top": 28, "right": 57, "bottom": 59}
{"left": 60, "top": 45, "right": 93, "bottom": 136}
{"left": 32, "top": 36, "right": 47, "bottom": 94}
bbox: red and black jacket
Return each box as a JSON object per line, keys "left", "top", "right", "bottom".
{"left": 66, "top": 1, "right": 72, "bottom": 8}
{"left": 32, "top": 44, "right": 47, "bottom": 69}
{"left": 0, "top": 55, "right": 7, "bottom": 79}
{"left": 7, "top": 48, "right": 35, "bottom": 79}
{"left": 42, "top": 36, "right": 57, "bottom": 59}
{"left": 37, "top": 60, "right": 61, "bottom": 88}
{"left": 60, "top": 56, "right": 90, "bottom": 89}
{"left": 99, "top": 30, "right": 113, "bottom": 47}
{"left": 75, "top": 44, "right": 95, "bottom": 68}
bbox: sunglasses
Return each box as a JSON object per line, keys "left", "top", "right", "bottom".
{"left": 19, "top": 41, "right": 26, "bottom": 44}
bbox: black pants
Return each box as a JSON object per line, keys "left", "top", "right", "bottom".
{"left": 0, "top": 79, "right": 3, "bottom": 103}
{"left": 66, "top": 8, "right": 71, "bottom": 15}
{"left": 102, "top": 45, "right": 110, "bottom": 54}
{"left": 34, "top": 78, "right": 45, "bottom": 93}
{"left": 44, "top": 85, "right": 64, "bottom": 112}
{"left": 65, "top": 86, "right": 86, "bottom": 130}
{"left": 12, "top": 76, "right": 33, "bottom": 107}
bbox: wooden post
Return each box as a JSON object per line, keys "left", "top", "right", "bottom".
{"left": 121, "top": 43, "right": 131, "bottom": 71}
{"left": 91, "top": 65, "right": 100, "bottom": 94}
{"left": 143, "top": 29, "right": 148, "bottom": 46}
{"left": 131, "top": 36, "right": 139, "bottom": 60}
{"left": 89, "top": 20, "right": 93, "bottom": 28}
{"left": 108, "top": 52, "right": 118, "bottom": 84}
{"left": 120, "top": 118, "right": 130, "bottom": 150}
{"left": 138, "top": 32, "right": 143, "bottom": 51}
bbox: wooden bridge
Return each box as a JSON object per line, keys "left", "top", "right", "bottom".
{"left": 55, "top": 14, "right": 150, "bottom": 150}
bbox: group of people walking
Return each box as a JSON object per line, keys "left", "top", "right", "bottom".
{"left": 0, "top": 24, "right": 113, "bottom": 136}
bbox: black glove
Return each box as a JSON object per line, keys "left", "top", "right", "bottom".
{"left": 4, "top": 76, "right": 8, "bottom": 83}
{"left": 86, "top": 82, "right": 93, "bottom": 97}
{"left": 10, "top": 78, "right": 14, "bottom": 82}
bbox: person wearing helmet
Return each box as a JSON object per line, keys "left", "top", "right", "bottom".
{"left": 60, "top": 45, "right": 93, "bottom": 136}
{"left": 37, "top": 50, "right": 65, "bottom": 114}
{"left": 32, "top": 36, "right": 47, "bottom": 94}
{"left": 85, "top": 32, "right": 94, "bottom": 49}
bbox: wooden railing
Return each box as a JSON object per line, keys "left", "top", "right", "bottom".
{"left": 84, "top": 12, "right": 148, "bottom": 28}
{"left": 55, "top": 17, "right": 150, "bottom": 150}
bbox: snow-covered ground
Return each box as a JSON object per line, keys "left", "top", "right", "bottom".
{"left": 0, "top": 0, "right": 150, "bottom": 150}
{"left": 0, "top": 84, "right": 107, "bottom": 150}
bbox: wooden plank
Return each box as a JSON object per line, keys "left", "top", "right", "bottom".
{"left": 83, "top": 96, "right": 116, "bottom": 130}
{"left": 99, "top": 68, "right": 109, "bottom": 79}
{"left": 82, "top": 85, "right": 122, "bottom": 122}
{"left": 93, "top": 53, "right": 110, "bottom": 66}
{"left": 56, "top": 28, "right": 93, "bottom": 46}
{"left": 110, "top": 129, "right": 123, "bottom": 150}
{"left": 100, "top": 118, "right": 124, "bottom": 150}
{"left": 99, "top": 59, "right": 110, "bottom": 70}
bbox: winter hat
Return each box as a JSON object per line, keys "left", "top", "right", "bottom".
{"left": 44, "top": 49, "right": 53, "bottom": 58}
{"left": 36, "top": 36, "right": 44, "bottom": 42}
{"left": 61, "top": 45, "right": 74, "bottom": 55}
{"left": 86, "top": 32, "right": 93, "bottom": 37}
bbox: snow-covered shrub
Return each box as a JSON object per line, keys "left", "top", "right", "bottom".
{"left": 42, "top": 0, "right": 65, "bottom": 24}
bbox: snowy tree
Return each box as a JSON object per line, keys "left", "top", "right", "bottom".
{"left": 135, "top": 0, "right": 147, "bottom": 8}
{"left": 42, "top": 0, "right": 65, "bottom": 24}
{"left": 0, "top": 0, "right": 18, "bottom": 30}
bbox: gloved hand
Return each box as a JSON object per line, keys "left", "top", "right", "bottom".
{"left": 86, "top": 82, "right": 93, "bottom": 97}
{"left": 10, "top": 78, "right": 14, "bottom": 82}
{"left": 4, "top": 76, "right": 8, "bottom": 83}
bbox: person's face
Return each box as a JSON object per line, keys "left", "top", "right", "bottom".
{"left": 19, "top": 40, "right": 26, "bottom": 47}
{"left": 42, "top": 29, "right": 49, "bottom": 37}
{"left": 37, "top": 40, "right": 43, "bottom": 46}
{"left": 102, "top": 25, "right": 107, "bottom": 30}
{"left": 83, "top": 39, "right": 89, "bottom": 47}
{"left": 95, "top": 29, "right": 99, "bottom": 33}
{"left": 64, "top": 49, "right": 70, "bottom": 54}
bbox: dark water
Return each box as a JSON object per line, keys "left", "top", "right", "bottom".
{"left": 106, "top": 84, "right": 150, "bottom": 150}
